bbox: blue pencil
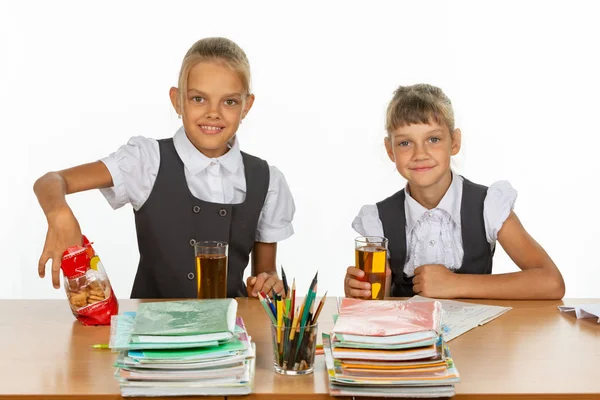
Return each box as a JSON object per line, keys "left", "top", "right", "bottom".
{"left": 266, "top": 293, "right": 277, "bottom": 319}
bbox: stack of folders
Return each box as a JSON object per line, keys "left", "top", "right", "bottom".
{"left": 324, "top": 298, "right": 460, "bottom": 398}
{"left": 109, "top": 299, "right": 255, "bottom": 397}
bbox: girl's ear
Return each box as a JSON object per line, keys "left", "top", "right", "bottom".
{"left": 451, "top": 128, "right": 462, "bottom": 156}
{"left": 384, "top": 136, "right": 395, "bottom": 162}
{"left": 169, "top": 87, "right": 181, "bottom": 116}
{"left": 241, "top": 94, "right": 255, "bottom": 121}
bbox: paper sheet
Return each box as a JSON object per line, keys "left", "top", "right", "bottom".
{"left": 558, "top": 304, "right": 600, "bottom": 323}
{"left": 408, "top": 296, "right": 512, "bottom": 342}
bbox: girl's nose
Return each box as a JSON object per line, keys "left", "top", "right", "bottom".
{"left": 206, "top": 104, "right": 220, "bottom": 119}
{"left": 413, "top": 143, "right": 429, "bottom": 159}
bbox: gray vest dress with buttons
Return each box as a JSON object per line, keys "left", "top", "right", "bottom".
{"left": 376, "top": 177, "right": 494, "bottom": 297}
{"left": 131, "top": 138, "right": 270, "bottom": 299}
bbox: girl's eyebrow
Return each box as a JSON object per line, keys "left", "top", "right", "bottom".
{"left": 395, "top": 128, "right": 443, "bottom": 138}
{"left": 187, "top": 89, "right": 242, "bottom": 98}
{"left": 425, "top": 129, "right": 444, "bottom": 135}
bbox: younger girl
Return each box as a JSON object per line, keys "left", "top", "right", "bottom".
{"left": 34, "top": 37, "right": 294, "bottom": 299}
{"left": 345, "top": 84, "right": 565, "bottom": 299}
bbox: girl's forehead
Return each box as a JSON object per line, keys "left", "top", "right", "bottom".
{"left": 393, "top": 121, "right": 449, "bottom": 136}
{"left": 187, "top": 61, "right": 244, "bottom": 92}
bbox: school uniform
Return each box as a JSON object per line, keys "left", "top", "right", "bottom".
{"left": 100, "top": 127, "right": 295, "bottom": 298}
{"left": 352, "top": 172, "right": 516, "bottom": 297}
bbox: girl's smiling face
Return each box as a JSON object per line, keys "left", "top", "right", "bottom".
{"left": 170, "top": 61, "right": 254, "bottom": 158}
{"left": 385, "top": 121, "right": 461, "bottom": 191}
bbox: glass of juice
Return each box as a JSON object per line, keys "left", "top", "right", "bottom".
{"left": 194, "top": 241, "right": 228, "bottom": 299}
{"left": 354, "top": 236, "right": 388, "bottom": 300}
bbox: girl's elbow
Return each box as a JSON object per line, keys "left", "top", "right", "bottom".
{"left": 547, "top": 271, "right": 566, "bottom": 300}
{"left": 554, "top": 277, "right": 566, "bottom": 300}
{"left": 33, "top": 171, "right": 58, "bottom": 194}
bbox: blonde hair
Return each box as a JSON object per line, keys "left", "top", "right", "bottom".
{"left": 177, "top": 37, "right": 251, "bottom": 109}
{"left": 385, "top": 84, "right": 454, "bottom": 137}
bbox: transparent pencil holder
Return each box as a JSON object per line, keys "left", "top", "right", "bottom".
{"left": 270, "top": 322, "right": 318, "bottom": 375}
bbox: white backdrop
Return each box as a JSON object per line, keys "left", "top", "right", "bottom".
{"left": 1, "top": 1, "right": 598, "bottom": 299}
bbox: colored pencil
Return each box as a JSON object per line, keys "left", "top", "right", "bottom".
{"left": 281, "top": 265, "right": 289, "bottom": 297}
{"left": 255, "top": 272, "right": 322, "bottom": 372}
{"left": 311, "top": 291, "right": 328, "bottom": 324}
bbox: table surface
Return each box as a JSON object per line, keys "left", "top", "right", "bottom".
{"left": 1, "top": 297, "right": 599, "bottom": 400}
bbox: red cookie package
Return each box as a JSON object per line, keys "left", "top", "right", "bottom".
{"left": 61, "top": 235, "right": 119, "bottom": 325}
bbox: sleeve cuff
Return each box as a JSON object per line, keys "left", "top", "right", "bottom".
{"left": 351, "top": 205, "right": 385, "bottom": 237}
{"left": 484, "top": 180, "right": 518, "bottom": 243}
{"left": 255, "top": 223, "right": 294, "bottom": 243}
{"left": 98, "top": 157, "right": 128, "bottom": 210}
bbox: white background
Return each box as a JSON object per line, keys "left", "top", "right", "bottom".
{"left": 1, "top": 1, "right": 598, "bottom": 300}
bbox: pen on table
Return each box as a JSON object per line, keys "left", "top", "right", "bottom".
{"left": 315, "top": 344, "right": 324, "bottom": 355}
{"left": 90, "top": 344, "right": 109, "bottom": 349}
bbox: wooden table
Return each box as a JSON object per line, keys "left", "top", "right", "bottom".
{"left": 1, "top": 298, "right": 599, "bottom": 399}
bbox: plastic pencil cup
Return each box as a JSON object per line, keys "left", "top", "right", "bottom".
{"left": 270, "top": 322, "right": 318, "bottom": 375}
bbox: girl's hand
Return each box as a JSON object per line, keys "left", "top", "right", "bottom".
{"left": 344, "top": 267, "right": 371, "bottom": 298}
{"left": 246, "top": 272, "right": 284, "bottom": 298}
{"left": 38, "top": 206, "right": 83, "bottom": 289}
{"left": 345, "top": 266, "right": 393, "bottom": 298}
{"left": 412, "top": 264, "right": 459, "bottom": 298}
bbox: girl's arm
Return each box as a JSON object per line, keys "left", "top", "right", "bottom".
{"left": 246, "top": 242, "right": 284, "bottom": 297}
{"left": 414, "top": 211, "right": 565, "bottom": 299}
{"left": 466, "top": 211, "right": 565, "bottom": 299}
{"left": 34, "top": 162, "right": 114, "bottom": 208}
{"left": 34, "top": 162, "right": 113, "bottom": 288}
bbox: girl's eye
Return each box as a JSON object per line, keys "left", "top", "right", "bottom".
{"left": 192, "top": 96, "right": 204, "bottom": 103}
{"left": 429, "top": 137, "right": 440, "bottom": 143}
{"left": 224, "top": 99, "right": 238, "bottom": 106}
{"left": 398, "top": 141, "right": 410, "bottom": 147}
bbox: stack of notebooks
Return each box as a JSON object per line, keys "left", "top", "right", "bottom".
{"left": 109, "top": 299, "right": 255, "bottom": 397}
{"left": 324, "top": 298, "right": 460, "bottom": 398}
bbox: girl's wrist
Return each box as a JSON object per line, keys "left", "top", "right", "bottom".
{"left": 451, "top": 273, "right": 469, "bottom": 298}
{"left": 46, "top": 203, "right": 72, "bottom": 223}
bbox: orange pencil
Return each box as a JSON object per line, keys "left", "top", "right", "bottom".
{"left": 311, "top": 291, "right": 328, "bottom": 324}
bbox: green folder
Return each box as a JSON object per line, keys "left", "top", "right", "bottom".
{"left": 132, "top": 299, "right": 238, "bottom": 336}
{"left": 128, "top": 339, "right": 246, "bottom": 360}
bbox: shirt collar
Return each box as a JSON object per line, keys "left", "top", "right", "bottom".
{"left": 404, "top": 172, "right": 463, "bottom": 233}
{"left": 172, "top": 126, "right": 242, "bottom": 175}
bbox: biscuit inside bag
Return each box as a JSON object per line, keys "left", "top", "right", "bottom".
{"left": 61, "top": 236, "right": 119, "bottom": 326}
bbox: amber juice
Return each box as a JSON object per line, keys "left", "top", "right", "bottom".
{"left": 195, "top": 254, "right": 228, "bottom": 299}
{"left": 355, "top": 245, "right": 387, "bottom": 300}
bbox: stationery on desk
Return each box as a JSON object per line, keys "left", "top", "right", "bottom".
{"left": 324, "top": 298, "right": 460, "bottom": 398}
{"left": 558, "top": 304, "right": 600, "bottom": 323}
{"left": 408, "top": 295, "right": 512, "bottom": 342}
{"left": 257, "top": 267, "right": 325, "bottom": 374}
{"left": 108, "top": 299, "right": 255, "bottom": 397}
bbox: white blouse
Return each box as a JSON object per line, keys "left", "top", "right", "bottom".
{"left": 99, "top": 126, "right": 295, "bottom": 243}
{"left": 352, "top": 173, "right": 517, "bottom": 278}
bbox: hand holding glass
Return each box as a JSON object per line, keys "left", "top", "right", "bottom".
{"left": 355, "top": 236, "right": 388, "bottom": 300}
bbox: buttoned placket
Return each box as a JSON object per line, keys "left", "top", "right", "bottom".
{"left": 207, "top": 161, "right": 224, "bottom": 203}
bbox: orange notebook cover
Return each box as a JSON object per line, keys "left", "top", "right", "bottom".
{"left": 332, "top": 298, "right": 442, "bottom": 337}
